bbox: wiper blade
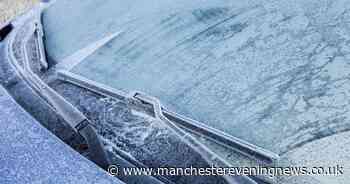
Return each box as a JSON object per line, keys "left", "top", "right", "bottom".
{"left": 58, "top": 69, "right": 280, "bottom": 184}
{"left": 127, "top": 91, "right": 257, "bottom": 184}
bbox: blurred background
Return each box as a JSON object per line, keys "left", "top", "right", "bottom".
{"left": 0, "top": 0, "right": 38, "bottom": 25}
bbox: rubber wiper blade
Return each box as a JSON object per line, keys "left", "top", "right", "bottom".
{"left": 58, "top": 70, "right": 279, "bottom": 163}
{"left": 58, "top": 70, "right": 280, "bottom": 184}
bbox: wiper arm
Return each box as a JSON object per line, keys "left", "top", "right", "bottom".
{"left": 8, "top": 20, "right": 111, "bottom": 170}
{"left": 127, "top": 91, "right": 257, "bottom": 184}
{"left": 58, "top": 70, "right": 280, "bottom": 184}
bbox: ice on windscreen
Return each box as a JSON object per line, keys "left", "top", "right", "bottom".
{"left": 45, "top": 0, "right": 350, "bottom": 154}
{"left": 43, "top": 0, "right": 255, "bottom": 62}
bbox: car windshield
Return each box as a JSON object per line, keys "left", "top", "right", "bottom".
{"left": 43, "top": 0, "right": 350, "bottom": 154}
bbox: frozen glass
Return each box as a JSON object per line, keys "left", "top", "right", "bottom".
{"left": 44, "top": 0, "right": 350, "bottom": 154}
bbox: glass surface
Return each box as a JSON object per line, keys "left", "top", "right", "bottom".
{"left": 44, "top": 0, "right": 350, "bottom": 154}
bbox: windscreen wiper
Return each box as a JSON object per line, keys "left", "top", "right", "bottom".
{"left": 58, "top": 70, "right": 280, "bottom": 184}
{"left": 127, "top": 91, "right": 257, "bottom": 184}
